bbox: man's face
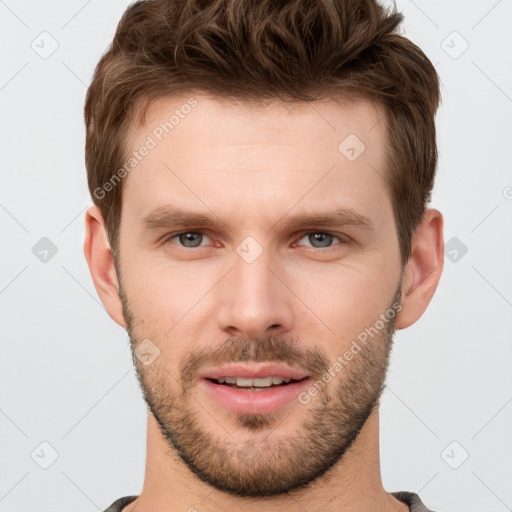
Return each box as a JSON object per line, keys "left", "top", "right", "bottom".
{"left": 116, "top": 94, "right": 403, "bottom": 497}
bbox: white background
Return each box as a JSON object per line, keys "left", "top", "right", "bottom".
{"left": 1, "top": 1, "right": 511, "bottom": 511}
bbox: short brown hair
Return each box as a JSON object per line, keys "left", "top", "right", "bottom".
{"left": 85, "top": 0, "right": 440, "bottom": 267}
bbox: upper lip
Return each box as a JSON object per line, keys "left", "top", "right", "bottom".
{"left": 198, "top": 363, "right": 310, "bottom": 381}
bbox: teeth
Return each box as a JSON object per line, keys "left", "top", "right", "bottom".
{"left": 215, "top": 376, "right": 295, "bottom": 387}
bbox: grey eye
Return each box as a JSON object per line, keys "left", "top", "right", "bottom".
{"left": 302, "top": 232, "right": 337, "bottom": 248}
{"left": 309, "top": 233, "right": 333, "bottom": 248}
{"left": 177, "top": 232, "right": 204, "bottom": 247}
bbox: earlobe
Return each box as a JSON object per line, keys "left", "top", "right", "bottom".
{"left": 83, "top": 205, "right": 127, "bottom": 329}
{"left": 395, "top": 208, "right": 444, "bottom": 330}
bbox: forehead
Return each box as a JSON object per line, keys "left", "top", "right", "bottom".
{"left": 121, "top": 92, "right": 391, "bottom": 226}
{"left": 136, "top": 92, "right": 386, "bottom": 146}
{"left": 127, "top": 92, "right": 388, "bottom": 160}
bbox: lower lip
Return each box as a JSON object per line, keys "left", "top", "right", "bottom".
{"left": 199, "top": 378, "right": 312, "bottom": 414}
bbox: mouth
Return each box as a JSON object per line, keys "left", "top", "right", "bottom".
{"left": 197, "top": 362, "right": 310, "bottom": 382}
{"left": 197, "top": 364, "right": 312, "bottom": 414}
{"left": 205, "top": 375, "right": 309, "bottom": 391}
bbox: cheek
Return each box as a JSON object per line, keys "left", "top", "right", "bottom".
{"left": 292, "top": 260, "right": 396, "bottom": 344}
{"left": 122, "top": 254, "right": 216, "bottom": 333}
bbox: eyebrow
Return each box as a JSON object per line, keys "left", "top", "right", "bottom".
{"left": 140, "top": 205, "right": 375, "bottom": 233}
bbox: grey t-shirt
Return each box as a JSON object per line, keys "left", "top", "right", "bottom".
{"left": 103, "top": 491, "right": 437, "bottom": 511}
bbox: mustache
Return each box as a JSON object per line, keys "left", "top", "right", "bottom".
{"left": 179, "top": 335, "right": 330, "bottom": 384}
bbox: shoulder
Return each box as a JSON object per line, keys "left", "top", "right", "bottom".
{"left": 102, "top": 495, "right": 138, "bottom": 512}
{"left": 391, "top": 491, "right": 438, "bottom": 512}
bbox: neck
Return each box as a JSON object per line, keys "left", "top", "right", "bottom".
{"left": 125, "top": 409, "right": 407, "bottom": 512}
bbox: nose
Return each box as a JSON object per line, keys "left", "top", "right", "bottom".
{"left": 216, "top": 245, "right": 294, "bottom": 340}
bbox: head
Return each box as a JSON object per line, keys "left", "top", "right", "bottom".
{"left": 84, "top": 0, "right": 443, "bottom": 498}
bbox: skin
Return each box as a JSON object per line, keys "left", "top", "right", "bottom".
{"left": 84, "top": 93, "right": 444, "bottom": 512}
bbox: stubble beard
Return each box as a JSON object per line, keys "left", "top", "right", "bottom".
{"left": 119, "top": 281, "right": 401, "bottom": 497}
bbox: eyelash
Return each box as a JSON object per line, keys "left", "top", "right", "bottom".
{"left": 163, "top": 231, "right": 350, "bottom": 250}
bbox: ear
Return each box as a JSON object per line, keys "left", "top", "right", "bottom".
{"left": 83, "top": 205, "right": 127, "bottom": 329}
{"left": 395, "top": 208, "right": 444, "bottom": 330}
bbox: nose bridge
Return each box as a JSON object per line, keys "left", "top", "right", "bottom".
{"left": 216, "top": 239, "right": 293, "bottom": 337}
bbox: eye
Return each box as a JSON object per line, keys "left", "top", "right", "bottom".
{"left": 295, "top": 232, "right": 349, "bottom": 249}
{"left": 166, "top": 231, "right": 212, "bottom": 248}
{"left": 163, "top": 231, "right": 349, "bottom": 250}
